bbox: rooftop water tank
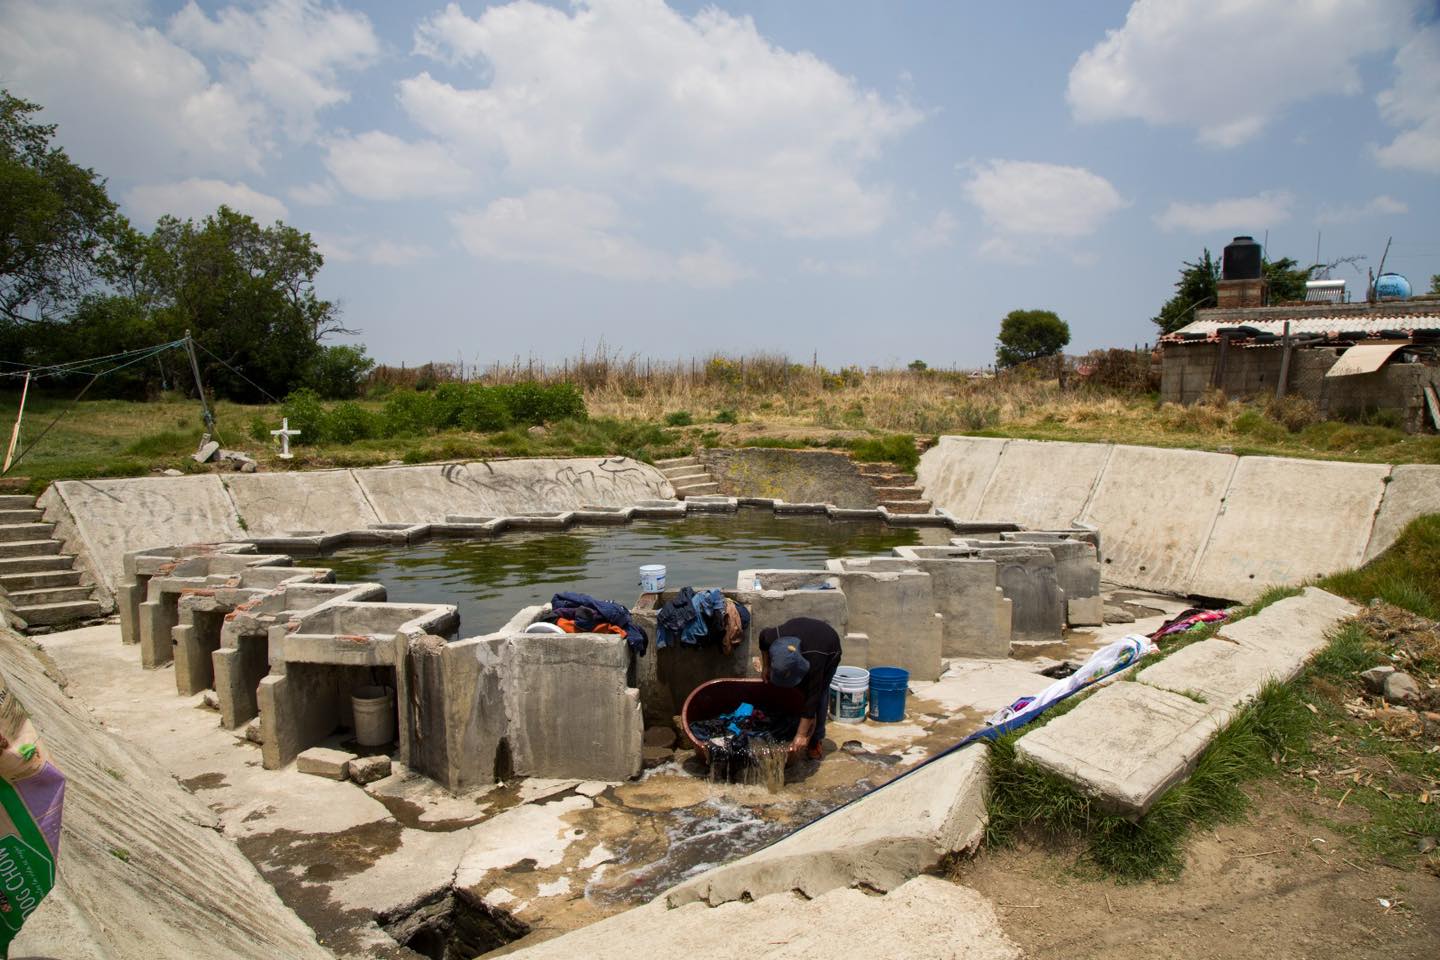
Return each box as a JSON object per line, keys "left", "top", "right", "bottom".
{"left": 1221, "top": 236, "right": 1263, "bottom": 280}
{"left": 1375, "top": 272, "right": 1412, "bottom": 300}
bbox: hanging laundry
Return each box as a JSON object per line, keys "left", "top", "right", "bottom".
{"left": 540, "top": 591, "right": 649, "bottom": 655}
{"left": 721, "top": 598, "right": 748, "bottom": 654}
{"left": 656, "top": 587, "right": 734, "bottom": 649}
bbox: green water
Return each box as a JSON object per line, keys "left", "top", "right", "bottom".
{"left": 320, "top": 509, "right": 947, "bottom": 636}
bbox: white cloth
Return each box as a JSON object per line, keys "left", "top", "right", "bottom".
{"left": 986, "top": 634, "right": 1159, "bottom": 726}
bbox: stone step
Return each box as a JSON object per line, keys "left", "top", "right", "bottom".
{"left": 866, "top": 472, "right": 917, "bottom": 485}
{"left": 655, "top": 456, "right": 699, "bottom": 469}
{"left": 872, "top": 485, "right": 924, "bottom": 498}
{"left": 0, "top": 509, "right": 43, "bottom": 524}
{"left": 663, "top": 469, "right": 711, "bottom": 482}
{"left": 0, "top": 540, "right": 62, "bottom": 560}
{"left": 0, "top": 569, "right": 82, "bottom": 592}
{"left": 0, "top": 554, "right": 72, "bottom": 576}
{"left": 674, "top": 482, "right": 721, "bottom": 498}
{"left": 0, "top": 495, "right": 36, "bottom": 510}
{"left": 13, "top": 599, "right": 102, "bottom": 628}
{"left": 0, "top": 523, "right": 54, "bottom": 543}
{"left": 6, "top": 585, "right": 94, "bottom": 606}
{"left": 880, "top": 500, "right": 933, "bottom": 514}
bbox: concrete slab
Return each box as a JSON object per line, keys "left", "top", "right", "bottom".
{"left": 1365, "top": 464, "right": 1440, "bottom": 561}
{"left": 1014, "top": 681, "right": 1226, "bottom": 818}
{"left": 1215, "top": 587, "right": 1358, "bottom": 661}
{"left": 1079, "top": 445, "right": 1236, "bottom": 595}
{"left": 223, "top": 469, "right": 379, "bottom": 536}
{"left": 352, "top": 457, "right": 671, "bottom": 523}
{"left": 665, "top": 743, "right": 987, "bottom": 906}
{"left": 974, "top": 439, "right": 1112, "bottom": 528}
{"left": 915, "top": 436, "right": 1009, "bottom": 520}
{"left": 296, "top": 746, "right": 355, "bottom": 780}
{"left": 1189, "top": 457, "right": 1388, "bottom": 602}
{"left": 504, "top": 876, "right": 1021, "bottom": 960}
{"left": 1138, "top": 639, "right": 1296, "bottom": 712}
{"left": 47, "top": 475, "right": 244, "bottom": 591}
{"left": 915, "top": 659, "right": 1053, "bottom": 715}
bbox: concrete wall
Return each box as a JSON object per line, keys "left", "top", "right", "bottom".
{"left": 919, "top": 437, "right": 1415, "bottom": 602}
{"left": 40, "top": 457, "right": 673, "bottom": 592}
{"left": 699, "top": 448, "right": 878, "bottom": 508}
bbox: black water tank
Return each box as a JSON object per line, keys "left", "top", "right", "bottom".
{"left": 1222, "top": 236, "right": 1262, "bottom": 280}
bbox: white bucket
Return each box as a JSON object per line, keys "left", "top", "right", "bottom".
{"left": 829, "top": 666, "right": 870, "bottom": 723}
{"left": 639, "top": 564, "right": 667, "bottom": 593}
{"left": 352, "top": 685, "right": 395, "bottom": 747}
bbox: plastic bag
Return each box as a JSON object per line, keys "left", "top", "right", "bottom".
{"left": 0, "top": 670, "right": 64, "bottom": 953}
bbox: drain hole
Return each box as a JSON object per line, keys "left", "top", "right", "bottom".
{"left": 382, "top": 887, "right": 528, "bottom": 959}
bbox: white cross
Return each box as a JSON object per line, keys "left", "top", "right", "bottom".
{"left": 271, "top": 417, "right": 301, "bottom": 459}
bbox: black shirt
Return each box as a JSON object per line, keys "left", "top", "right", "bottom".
{"left": 772, "top": 617, "right": 843, "bottom": 718}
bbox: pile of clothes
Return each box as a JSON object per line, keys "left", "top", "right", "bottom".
{"left": 537, "top": 591, "right": 649, "bottom": 655}
{"left": 1151, "top": 607, "right": 1228, "bottom": 641}
{"left": 656, "top": 586, "right": 749, "bottom": 652}
{"left": 689, "top": 702, "right": 798, "bottom": 781}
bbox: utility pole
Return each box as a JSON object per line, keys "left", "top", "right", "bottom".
{"left": 184, "top": 331, "right": 216, "bottom": 435}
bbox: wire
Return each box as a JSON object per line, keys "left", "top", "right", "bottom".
{"left": 0, "top": 339, "right": 189, "bottom": 379}
{"left": 190, "top": 340, "right": 282, "bottom": 404}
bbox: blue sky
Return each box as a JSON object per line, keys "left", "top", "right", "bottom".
{"left": 3, "top": 0, "right": 1438, "bottom": 368}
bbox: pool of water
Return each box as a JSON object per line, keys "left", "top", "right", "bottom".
{"left": 318, "top": 509, "right": 949, "bottom": 635}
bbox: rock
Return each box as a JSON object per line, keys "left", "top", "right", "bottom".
{"left": 192, "top": 440, "right": 220, "bottom": 463}
{"left": 161, "top": 468, "right": 184, "bottom": 477}
{"left": 1418, "top": 836, "right": 1438, "bottom": 855}
{"left": 244, "top": 718, "right": 262, "bottom": 744}
{"left": 200, "top": 690, "right": 220, "bottom": 711}
{"left": 642, "top": 745, "right": 673, "bottom": 768}
{"left": 576, "top": 781, "right": 610, "bottom": 798}
{"left": 1382, "top": 672, "right": 1421, "bottom": 704}
{"left": 239, "top": 460, "right": 257, "bottom": 473}
{"left": 296, "top": 747, "right": 356, "bottom": 781}
{"left": 1360, "top": 665, "right": 1397, "bottom": 695}
{"left": 1102, "top": 604, "right": 1135, "bottom": 624}
{"left": 643, "top": 726, "right": 677, "bottom": 749}
{"left": 1067, "top": 596, "right": 1104, "bottom": 628}
{"left": 349, "top": 755, "right": 392, "bottom": 786}
{"left": 527, "top": 425, "right": 548, "bottom": 437}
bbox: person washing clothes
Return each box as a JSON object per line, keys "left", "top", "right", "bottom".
{"left": 756, "top": 618, "right": 842, "bottom": 762}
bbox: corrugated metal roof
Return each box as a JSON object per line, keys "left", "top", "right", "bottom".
{"left": 1169, "top": 315, "right": 1440, "bottom": 339}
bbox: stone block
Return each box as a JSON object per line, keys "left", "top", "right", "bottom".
{"left": 296, "top": 747, "right": 355, "bottom": 780}
{"left": 1014, "top": 682, "right": 1226, "bottom": 818}
{"left": 1138, "top": 639, "right": 1295, "bottom": 713}
{"left": 349, "top": 754, "right": 392, "bottom": 785}
{"left": 1067, "top": 595, "right": 1103, "bottom": 627}
{"left": 1215, "top": 587, "right": 1357, "bottom": 660}
{"left": 833, "top": 571, "right": 942, "bottom": 680}
{"left": 960, "top": 545, "right": 1063, "bottom": 642}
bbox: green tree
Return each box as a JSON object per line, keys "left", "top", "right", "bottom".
{"left": 1263, "top": 256, "right": 1313, "bottom": 303}
{"left": 307, "top": 344, "right": 375, "bottom": 399}
{"left": 0, "top": 90, "right": 123, "bottom": 324}
{"left": 1152, "top": 249, "right": 1220, "bottom": 334}
{"left": 1429, "top": 274, "right": 1439, "bottom": 295}
{"left": 996, "top": 309, "right": 1070, "bottom": 368}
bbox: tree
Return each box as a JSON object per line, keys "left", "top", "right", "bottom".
{"left": 0, "top": 90, "right": 122, "bottom": 324}
{"left": 996, "top": 309, "right": 1070, "bottom": 368}
{"left": 1152, "top": 249, "right": 1219, "bottom": 334}
{"left": 1263, "top": 256, "right": 1312, "bottom": 303}
{"left": 1430, "top": 274, "right": 1439, "bottom": 295}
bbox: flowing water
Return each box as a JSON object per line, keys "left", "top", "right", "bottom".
{"left": 319, "top": 508, "right": 947, "bottom": 635}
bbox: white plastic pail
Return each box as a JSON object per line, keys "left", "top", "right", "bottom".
{"left": 352, "top": 685, "right": 396, "bottom": 746}
{"left": 829, "top": 666, "right": 870, "bottom": 723}
{"left": 639, "top": 564, "right": 667, "bottom": 592}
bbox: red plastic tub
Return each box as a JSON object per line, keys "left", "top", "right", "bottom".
{"left": 680, "top": 678, "right": 804, "bottom": 762}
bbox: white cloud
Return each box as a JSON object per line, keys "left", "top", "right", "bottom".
{"left": 323, "top": 132, "right": 474, "bottom": 200}
{"left": 964, "top": 160, "right": 1126, "bottom": 247}
{"left": 799, "top": 257, "right": 878, "bottom": 278}
{"left": 902, "top": 210, "right": 958, "bottom": 252}
{"left": 0, "top": 0, "right": 265, "bottom": 176}
{"left": 1068, "top": 0, "right": 1414, "bottom": 147}
{"left": 123, "top": 178, "right": 289, "bottom": 224}
{"left": 451, "top": 188, "right": 747, "bottom": 288}
{"left": 1154, "top": 191, "right": 1293, "bottom": 233}
{"left": 1315, "top": 194, "right": 1409, "bottom": 224}
{"left": 315, "top": 233, "right": 433, "bottom": 266}
{"left": 1375, "top": 25, "right": 1440, "bottom": 174}
{"left": 288, "top": 180, "right": 339, "bottom": 206}
{"left": 169, "top": 0, "right": 378, "bottom": 142}
{"left": 405, "top": 0, "right": 919, "bottom": 238}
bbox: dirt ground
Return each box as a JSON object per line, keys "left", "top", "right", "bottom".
{"left": 956, "top": 780, "right": 1440, "bottom": 960}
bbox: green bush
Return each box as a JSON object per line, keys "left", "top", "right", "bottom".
{"left": 713, "top": 408, "right": 738, "bottom": 424}
{"left": 324, "top": 402, "right": 378, "bottom": 444}
{"left": 431, "top": 382, "right": 469, "bottom": 429}
{"left": 665, "top": 410, "right": 694, "bottom": 427}
{"left": 382, "top": 391, "right": 442, "bottom": 437}
{"left": 248, "top": 415, "right": 269, "bottom": 442}
{"left": 499, "top": 382, "right": 586, "bottom": 425}
{"left": 458, "top": 387, "right": 510, "bottom": 432}
{"left": 280, "top": 388, "right": 326, "bottom": 445}
{"left": 306, "top": 344, "right": 375, "bottom": 399}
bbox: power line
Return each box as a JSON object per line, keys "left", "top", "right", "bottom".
{"left": 190, "top": 340, "right": 282, "bottom": 404}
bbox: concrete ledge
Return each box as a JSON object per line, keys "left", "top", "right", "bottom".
{"left": 664, "top": 743, "right": 988, "bottom": 907}
{"left": 1014, "top": 682, "right": 1226, "bottom": 818}
{"left": 1215, "top": 587, "right": 1359, "bottom": 660}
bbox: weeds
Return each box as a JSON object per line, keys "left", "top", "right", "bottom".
{"left": 1320, "top": 515, "right": 1440, "bottom": 619}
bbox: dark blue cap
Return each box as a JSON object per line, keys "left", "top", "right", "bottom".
{"left": 768, "top": 637, "right": 808, "bottom": 687}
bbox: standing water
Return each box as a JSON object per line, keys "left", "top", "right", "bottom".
{"left": 319, "top": 508, "right": 947, "bottom": 635}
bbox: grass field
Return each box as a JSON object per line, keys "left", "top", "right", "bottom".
{"left": 4, "top": 360, "right": 1439, "bottom": 493}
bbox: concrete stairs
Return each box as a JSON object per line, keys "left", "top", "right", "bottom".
{"left": 855, "top": 462, "right": 933, "bottom": 514}
{"left": 655, "top": 456, "right": 721, "bottom": 499}
{"left": 0, "top": 494, "right": 103, "bottom": 631}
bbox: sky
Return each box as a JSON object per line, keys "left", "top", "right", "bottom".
{"left": 2, "top": 0, "right": 1438, "bottom": 369}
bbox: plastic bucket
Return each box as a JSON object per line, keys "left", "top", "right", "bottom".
{"left": 352, "top": 685, "right": 396, "bottom": 746}
{"left": 639, "top": 564, "right": 667, "bottom": 592}
{"left": 829, "top": 666, "right": 870, "bottom": 723}
{"left": 868, "top": 667, "right": 910, "bottom": 722}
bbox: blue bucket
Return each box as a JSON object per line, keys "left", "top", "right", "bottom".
{"left": 868, "top": 666, "right": 909, "bottom": 722}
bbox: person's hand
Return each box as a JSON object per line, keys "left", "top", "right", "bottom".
{"left": 751, "top": 656, "right": 763, "bottom": 676}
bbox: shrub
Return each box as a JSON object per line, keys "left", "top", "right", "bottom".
{"left": 431, "top": 382, "right": 469, "bottom": 429}
{"left": 306, "top": 344, "right": 375, "bottom": 399}
{"left": 324, "top": 402, "right": 378, "bottom": 444}
{"left": 280, "top": 388, "right": 326, "bottom": 445}
{"left": 665, "top": 410, "right": 694, "bottom": 427}
{"left": 499, "top": 382, "right": 586, "bottom": 425}
{"left": 1265, "top": 394, "right": 1319, "bottom": 432}
{"left": 458, "top": 387, "right": 510, "bottom": 432}
{"left": 248, "top": 415, "right": 270, "bottom": 442}
{"left": 382, "top": 390, "right": 442, "bottom": 437}
{"left": 713, "top": 408, "right": 738, "bottom": 424}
